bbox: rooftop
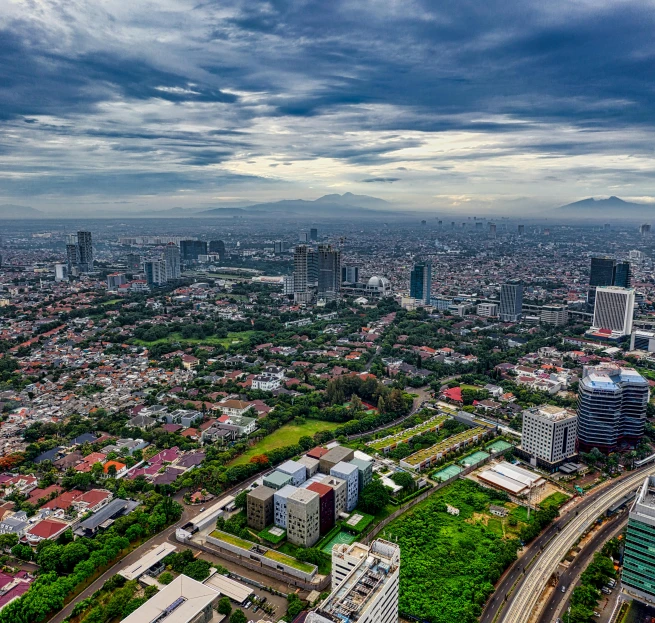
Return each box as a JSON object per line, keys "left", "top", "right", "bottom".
{"left": 120, "top": 573, "right": 218, "bottom": 623}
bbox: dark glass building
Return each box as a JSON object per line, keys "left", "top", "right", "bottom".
{"left": 180, "top": 240, "right": 207, "bottom": 261}
{"left": 410, "top": 262, "right": 432, "bottom": 304}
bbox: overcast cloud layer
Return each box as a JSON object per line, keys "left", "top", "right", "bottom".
{"left": 1, "top": 0, "right": 655, "bottom": 214}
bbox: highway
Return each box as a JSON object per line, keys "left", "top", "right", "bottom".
{"left": 497, "top": 466, "right": 655, "bottom": 623}
{"left": 537, "top": 513, "right": 628, "bottom": 623}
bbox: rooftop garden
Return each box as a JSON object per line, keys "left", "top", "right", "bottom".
{"left": 402, "top": 427, "right": 486, "bottom": 466}
{"left": 368, "top": 415, "right": 448, "bottom": 451}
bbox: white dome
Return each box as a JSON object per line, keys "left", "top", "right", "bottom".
{"left": 366, "top": 276, "right": 390, "bottom": 291}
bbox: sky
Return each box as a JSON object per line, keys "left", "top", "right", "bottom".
{"left": 1, "top": 0, "right": 655, "bottom": 215}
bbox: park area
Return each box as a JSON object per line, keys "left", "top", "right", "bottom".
{"left": 384, "top": 479, "right": 536, "bottom": 623}
{"left": 229, "top": 420, "right": 341, "bottom": 465}
{"left": 133, "top": 330, "right": 256, "bottom": 348}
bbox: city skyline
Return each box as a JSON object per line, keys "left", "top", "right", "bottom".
{"left": 1, "top": 1, "right": 655, "bottom": 215}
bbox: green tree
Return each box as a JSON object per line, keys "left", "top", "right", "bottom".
{"left": 359, "top": 480, "right": 391, "bottom": 514}
{"left": 229, "top": 610, "right": 247, "bottom": 623}
{"left": 0, "top": 533, "right": 18, "bottom": 551}
{"left": 217, "top": 596, "right": 232, "bottom": 616}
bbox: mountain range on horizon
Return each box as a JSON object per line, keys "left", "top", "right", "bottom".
{"left": 557, "top": 196, "right": 655, "bottom": 220}
{"left": 1, "top": 194, "right": 654, "bottom": 220}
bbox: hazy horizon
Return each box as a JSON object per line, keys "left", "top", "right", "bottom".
{"left": 2, "top": 1, "right": 655, "bottom": 215}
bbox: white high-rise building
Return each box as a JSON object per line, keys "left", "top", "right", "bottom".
{"left": 541, "top": 305, "right": 568, "bottom": 326}
{"left": 54, "top": 263, "right": 68, "bottom": 282}
{"left": 592, "top": 286, "right": 635, "bottom": 336}
{"left": 163, "top": 243, "right": 181, "bottom": 280}
{"left": 307, "top": 539, "right": 400, "bottom": 623}
{"left": 521, "top": 405, "right": 577, "bottom": 466}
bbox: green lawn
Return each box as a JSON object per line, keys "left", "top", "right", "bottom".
{"left": 102, "top": 298, "right": 122, "bottom": 306}
{"left": 133, "top": 330, "right": 256, "bottom": 348}
{"left": 230, "top": 420, "right": 342, "bottom": 465}
{"left": 539, "top": 491, "right": 570, "bottom": 511}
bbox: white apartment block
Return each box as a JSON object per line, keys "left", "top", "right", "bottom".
{"left": 477, "top": 302, "right": 499, "bottom": 317}
{"left": 592, "top": 286, "right": 635, "bottom": 336}
{"left": 308, "top": 539, "right": 400, "bottom": 623}
{"left": 541, "top": 305, "right": 568, "bottom": 326}
{"left": 522, "top": 405, "right": 577, "bottom": 465}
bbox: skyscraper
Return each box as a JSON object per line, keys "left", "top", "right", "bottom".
{"left": 293, "top": 245, "right": 309, "bottom": 293}
{"left": 622, "top": 476, "right": 655, "bottom": 603}
{"left": 592, "top": 286, "right": 635, "bottom": 335}
{"left": 208, "top": 240, "right": 226, "bottom": 260}
{"left": 587, "top": 257, "right": 631, "bottom": 308}
{"left": 180, "top": 240, "right": 207, "bottom": 261}
{"left": 144, "top": 260, "right": 167, "bottom": 286}
{"left": 518, "top": 224, "right": 525, "bottom": 235}
{"left": 410, "top": 262, "right": 432, "bottom": 304}
{"left": 499, "top": 281, "right": 523, "bottom": 322}
{"left": 577, "top": 364, "right": 649, "bottom": 452}
{"left": 341, "top": 265, "right": 359, "bottom": 284}
{"left": 310, "top": 227, "right": 318, "bottom": 241}
{"left": 77, "top": 231, "right": 93, "bottom": 273}
{"left": 66, "top": 235, "right": 80, "bottom": 274}
{"left": 317, "top": 244, "right": 341, "bottom": 299}
{"left": 163, "top": 243, "right": 181, "bottom": 280}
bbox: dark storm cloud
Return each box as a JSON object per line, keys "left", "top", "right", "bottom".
{"left": 1, "top": 0, "right": 655, "bottom": 205}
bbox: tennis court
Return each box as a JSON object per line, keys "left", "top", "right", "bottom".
{"left": 487, "top": 439, "right": 514, "bottom": 453}
{"left": 321, "top": 530, "right": 357, "bottom": 553}
{"left": 459, "top": 450, "right": 490, "bottom": 467}
{"left": 432, "top": 464, "right": 462, "bottom": 481}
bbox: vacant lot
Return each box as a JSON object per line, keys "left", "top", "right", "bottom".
{"left": 229, "top": 420, "right": 341, "bottom": 465}
{"left": 384, "top": 479, "right": 522, "bottom": 623}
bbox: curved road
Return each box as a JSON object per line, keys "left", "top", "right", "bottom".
{"left": 485, "top": 466, "right": 655, "bottom": 623}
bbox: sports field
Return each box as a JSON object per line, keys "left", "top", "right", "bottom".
{"left": 229, "top": 420, "right": 341, "bottom": 465}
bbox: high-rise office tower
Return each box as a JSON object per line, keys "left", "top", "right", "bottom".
{"left": 308, "top": 249, "right": 318, "bottom": 287}
{"left": 341, "top": 265, "right": 359, "bottom": 284}
{"left": 126, "top": 253, "right": 141, "bottom": 272}
{"left": 293, "top": 245, "right": 309, "bottom": 292}
{"left": 592, "top": 286, "right": 635, "bottom": 335}
{"left": 640, "top": 223, "right": 651, "bottom": 236}
{"left": 66, "top": 235, "right": 80, "bottom": 274}
{"left": 307, "top": 539, "right": 400, "bottom": 623}
{"left": 317, "top": 244, "right": 341, "bottom": 299}
{"left": 488, "top": 222, "right": 497, "bottom": 237}
{"left": 208, "top": 240, "right": 226, "bottom": 260}
{"left": 180, "top": 240, "right": 207, "bottom": 261}
{"left": 163, "top": 243, "right": 181, "bottom": 280}
{"left": 274, "top": 240, "right": 283, "bottom": 255}
{"left": 499, "top": 281, "right": 523, "bottom": 322}
{"left": 144, "top": 260, "right": 167, "bottom": 286}
{"left": 410, "top": 262, "right": 432, "bottom": 304}
{"left": 522, "top": 405, "right": 577, "bottom": 466}
{"left": 310, "top": 227, "right": 318, "bottom": 241}
{"left": 577, "top": 364, "right": 649, "bottom": 452}
{"left": 587, "top": 257, "right": 631, "bottom": 308}
{"left": 622, "top": 476, "right": 655, "bottom": 602}
{"left": 299, "top": 232, "right": 309, "bottom": 243}
{"left": 77, "top": 231, "right": 93, "bottom": 273}
{"left": 518, "top": 224, "right": 525, "bottom": 235}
